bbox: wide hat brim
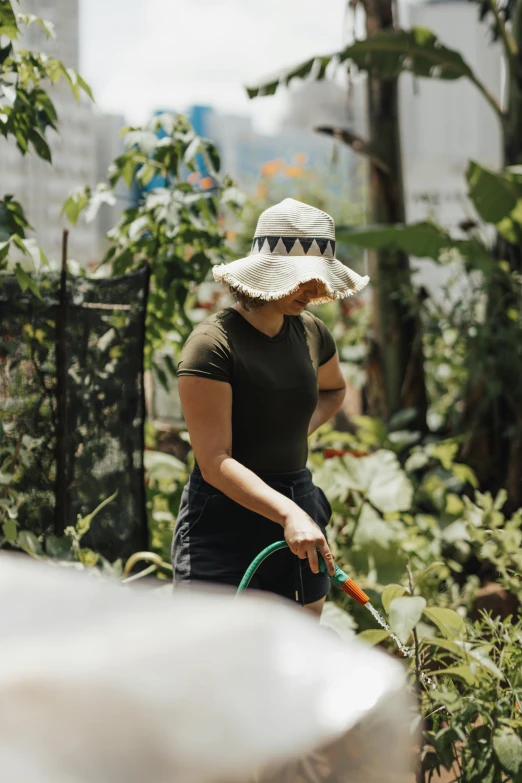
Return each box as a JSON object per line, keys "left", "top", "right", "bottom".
{"left": 212, "top": 253, "right": 370, "bottom": 304}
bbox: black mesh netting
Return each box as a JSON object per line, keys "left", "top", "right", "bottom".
{"left": 0, "top": 265, "right": 150, "bottom": 562}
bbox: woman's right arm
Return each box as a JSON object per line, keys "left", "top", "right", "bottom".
{"left": 178, "top": 375, "right": 335, "bottom": 575}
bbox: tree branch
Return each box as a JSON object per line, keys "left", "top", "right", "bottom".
{"left": 315, "top": 125, "right": 391, "bottom": 174}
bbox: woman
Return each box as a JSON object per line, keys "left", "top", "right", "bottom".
{"left": 172, "top": 198, "right": 369, "bottom": 614}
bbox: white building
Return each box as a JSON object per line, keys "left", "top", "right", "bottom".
{"left": 399, "top": 0, "right": 502, "bottom": 289}
{"left": 0, "top": 0, "right": 123, "bottom": 266}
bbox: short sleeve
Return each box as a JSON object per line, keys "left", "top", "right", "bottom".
{"left": 176, "top": 323, "right": 232, "bottom": 382}
{"left": 308, "top": 312, "right": 337, "bottom": 366}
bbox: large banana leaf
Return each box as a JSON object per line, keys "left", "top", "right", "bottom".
{"left": 337, "top": 221, "right": 492, "bottom": 270}
{"left": 466, "top": 161, "right": 522, "bottom": 224}
{"left": 246, "top": 27, "right": 501, "bottom": 118}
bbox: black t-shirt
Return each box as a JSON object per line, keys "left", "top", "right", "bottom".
{"left": 177, "top": 307, "right": 337, "bottom": 473}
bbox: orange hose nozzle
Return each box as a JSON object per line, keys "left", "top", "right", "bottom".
{"left": 341, "top": 578, "right": 369, "bottom": 606}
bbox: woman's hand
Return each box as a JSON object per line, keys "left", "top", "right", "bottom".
{"left": 283, "top": 509, "right": 335, "bottom": 576}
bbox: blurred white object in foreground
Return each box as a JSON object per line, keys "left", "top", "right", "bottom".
{"left": 0, "top": 554, "right": 415, "bottom": 783}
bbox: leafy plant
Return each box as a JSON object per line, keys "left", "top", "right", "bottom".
{"left": 63, "top": 113, "right": 244, "bottom": 388}
{"left": 144, "top": 448, "right": 188, "bottom": 564}
{"left": 357, "top": 561, "right": 522, "bottom": 781}
{"left": 341, "top": 162, "right": 522, "bottom": 509}
{"left": 464, "top": 489, "right": 522, "bottom": 605}
{"left": 0, "top": 2, "right": 92, "bottom": 277}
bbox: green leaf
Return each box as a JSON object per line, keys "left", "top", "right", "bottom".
{"left": 339, "top": 27, "right": 477, "bottom": 80}
{"left": 382, "top": 583, "right": 408, "bottom": 614}
{"left": 389, "top": 596, "right": 426, "bottom": 644}
{"left": 77, "top": 547, "right": 99, "bottom": 568}
{"left": 25, "top": 275, "right": 43, "bottom": 300}
{"left": 2, "top": 518, "right": 17, "bottom": 542}
{"left": 424, "top": 638, "right": 502, "bottom": 677}
{"left": 17, "top": 530, "right": 42, "bottom": 556}
{"left": 423, "top": 606, "right": 465, "bottom": 639}
{"left": 0, "top": 3, "right": 18, "bottom": 38}
{"left": 144, "top": 450, "right": 186, "bottom": 482}
{"left": 76, "top": 73, "right": 94, "bottom": 101}
{"left": 14, "top": 262, "right": 30, "bottom": 292}
{"left": 44, "top": 534, "right": 72, "bottom": 559}
{"left": 247, "top": 27, "right": 498, "bottom": 117}
{"left": 14, "top": 262, "right": 42, "bottom": 299}
{"left": 28, "top": 129, "right": 51, "bottom": 163}
{"left": 426, "top": 726, "right": 460, "bottom": 770}
{"left": 430, "top": 440, "right": 459, "bottom": 470}
{"left": 467, "top": 161, "right": 520, "bottom": 224}
{"left": 434, "top": 665, "right": 477, "bottom": 685}
{"left": 121, "top": 156, "right": 138, "bottom": 188}
{"left": 320, "top": 602, "right": 356, "bottom": 641}
{"left": 62, "top": 187, "right": 89, "bottom": 225}
{"left": 339, "top": 221, "right": 453, "bottom": 259}
{"left": 493, "top": 731, "right": 522, "bottom": 775}
{"left": 18, "top": 237, "right": 44, "bottom": 271}
{"left": 357, "top": 629, "right": 391, "bottom": 646}
{"left": 183, "top": 135, "right": 201, "bottom": 165}
{"left": 340, "top": 449, "right": 413, "bottom": 513}
{"left": 353, "top": 502, "right": 398, "bottom": 549}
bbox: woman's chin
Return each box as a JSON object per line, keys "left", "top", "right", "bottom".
{"left": 287, "top": 301, "right": 307, "bottom": 314}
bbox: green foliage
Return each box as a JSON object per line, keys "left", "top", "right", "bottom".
{"left": 419, "top": 615, "right": 522, "bottom": 781}
{"left": 247, "top": 26, "right": 500, "bottom": 119}
{"left": 0, "top": 477, "right": 122, "bottom": 575}
{"left": 0, "top": 2, "right": 92, "bottom": 287}
{"left": 310, "top": 424, "right": 485, "bottom": 609}
{"left": 389, "top": 595, "right": 426, "bottom": 644}
{"left": 0, "top": 6, "right": 92, "bottom": 163}
{"left": 144, "top": 448, "right": 188, "bottom": 563}
{"left": 337, "top": 220, "right": 492, "bottom": 273}
{"left": 463, "top": 489, "right": 522, "bottom": 604}
{"left": 63, "top": 113, "right": 244, "bottom": 382}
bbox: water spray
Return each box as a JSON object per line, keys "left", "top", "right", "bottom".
{"left": 236, "top": 540, "right": 436, "bottom": 687}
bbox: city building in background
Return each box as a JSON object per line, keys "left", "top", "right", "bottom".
{"left": 206, "top": 103, "right": 359, "bottom": 199}
{"left": 0, "top": 0, "right": 124, "bottom": 266}
{"left": 399, "top": 0, "right": 502, "bottom": 290}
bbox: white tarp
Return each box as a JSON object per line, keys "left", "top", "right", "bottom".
{"left": 0, "top": 554, "right": 415, "bottom": 782}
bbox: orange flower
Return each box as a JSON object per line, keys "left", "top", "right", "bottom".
{"left": 199, "top": 176, "right": 215, "bottom": 191}
{"left": 260, "top": 159, "right": 283, "bottom": 178}
{"left": 187, "top": 171, "right": 200, "bottom": 185}
{"left": 323, "top": 448, "right": 370, "bottom": 459}
{"left": 283, "top": 165, "right": 304, "bottom": 178}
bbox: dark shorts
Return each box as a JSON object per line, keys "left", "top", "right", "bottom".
{"left": 171, "top": 466, "right": 332, "bottom": 605}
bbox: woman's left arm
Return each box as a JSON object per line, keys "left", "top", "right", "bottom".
{"left": 308, "top": 352, "right": 346, "bottom": 436}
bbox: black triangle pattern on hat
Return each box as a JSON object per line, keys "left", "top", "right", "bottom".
{"left": 281, "top": 236, "right": 296, "bottom": 253}
{"left": 316, "top": 238, "right": 329, "bottom": 255}
{"left": 251, "top": 236, "right": 336, "bottom": 256}
{"left": 299, "top": 238, "right": 314, "bottom": 254}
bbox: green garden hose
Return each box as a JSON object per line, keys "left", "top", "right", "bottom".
{"left": 236, "top": 540, "right": 369, "bottom": 605}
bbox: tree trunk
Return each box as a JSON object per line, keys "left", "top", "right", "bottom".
{"left": 363, "top": 0, "right": 428, "bottom": 431}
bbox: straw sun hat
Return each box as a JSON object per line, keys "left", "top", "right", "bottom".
{"left": 213, "top": 198, "right": 370, "bottom": 304}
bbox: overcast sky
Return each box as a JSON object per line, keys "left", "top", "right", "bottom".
{"left": 79, "top": 0, "right": 349, "bottom": 133}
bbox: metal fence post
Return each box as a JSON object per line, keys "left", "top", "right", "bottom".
{"left": 54, "top": 229, "right": 68, "bottom": 536}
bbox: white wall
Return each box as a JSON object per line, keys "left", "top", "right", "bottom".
{"left": 399, "top": 0, "right": 503, "bottom": 292}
